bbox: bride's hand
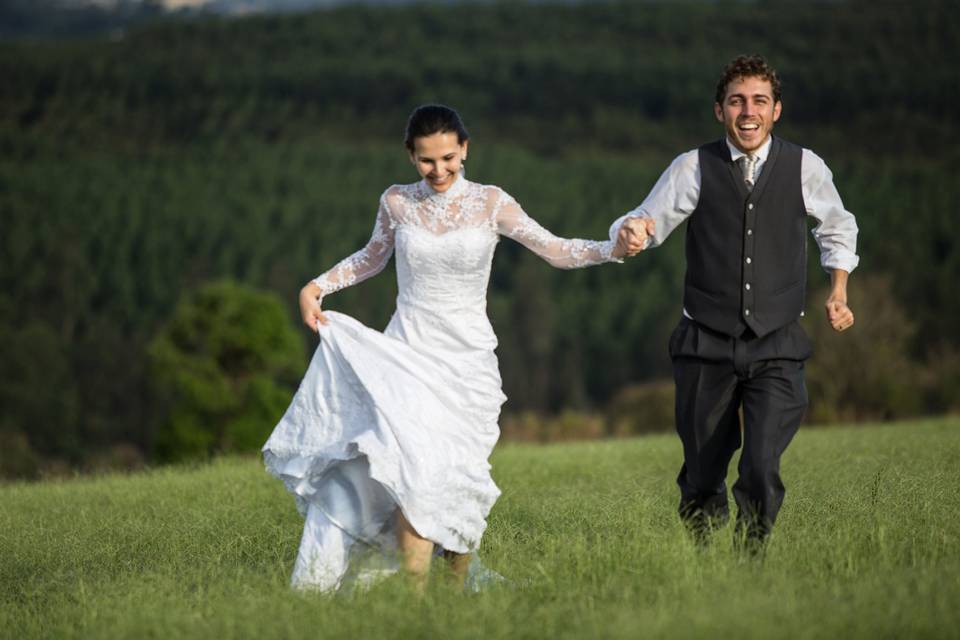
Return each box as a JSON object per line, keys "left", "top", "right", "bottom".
{"left": 299, "top": 283, "right": 329, "bottom": 331}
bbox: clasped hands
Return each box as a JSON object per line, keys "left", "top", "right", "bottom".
{"left": 614, "top": 216, "right": 656, "bottom": 258}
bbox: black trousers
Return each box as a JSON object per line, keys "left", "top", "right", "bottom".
{"left": 669, "top": 317, "right": 812, "bottom": 539}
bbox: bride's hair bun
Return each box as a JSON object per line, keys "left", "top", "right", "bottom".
{"left": 404, "top": 104, "right": 470, "bottom": 151}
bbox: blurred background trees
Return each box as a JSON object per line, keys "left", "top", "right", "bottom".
{"left": 148, "top": 281, "right": 304, "bottom": 462}
{"left": 0, "top": 0, "right": 956, "bottom": 479}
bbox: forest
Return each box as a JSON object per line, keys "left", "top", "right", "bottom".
{"left": 1, "top": 0, "right": 957, "bottom": 479}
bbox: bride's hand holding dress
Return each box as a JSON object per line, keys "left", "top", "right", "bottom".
{"left": 299, "top": 282, "right": 328, "bottom": 330}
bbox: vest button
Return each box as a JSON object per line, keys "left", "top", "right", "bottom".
{"left": 744, "top": 308, "right": 751, "bottom": 316}
{"left": 748, "top": 203, "right": 754, "bottom": 210}
{"left": 745, "top": 257, "right": 752, "bottom": 264}
{"left": 745, "top": 283, "right": 751, "bottom": 290}
{"left": 747, "top": 229, "right": 753, "bottom": 235}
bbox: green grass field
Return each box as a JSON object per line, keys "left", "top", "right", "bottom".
{"left": 2, "top": 418, "right": 958, "bottom": 639}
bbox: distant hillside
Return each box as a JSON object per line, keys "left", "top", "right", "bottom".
{"left": 2, "top": 0, "right": 750, "bottom": 40}
{"left": 4, "top": 0, "right": 955, "bottom": 158}
{"left": 1, "top": 0, "right": 505, "bottom": 40}
{"left": 1, "top": 0, "right": 957, "bottom": 479}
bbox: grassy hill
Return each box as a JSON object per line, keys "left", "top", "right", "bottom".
{"left": 2, "top": 418, "right": 958, "bottom": 639}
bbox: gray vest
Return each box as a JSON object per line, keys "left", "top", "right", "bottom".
{"left": 683, "top": 137, "right": 807, "bottom": 338}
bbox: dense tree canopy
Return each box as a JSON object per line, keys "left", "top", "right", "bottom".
{"left": 0, "top": 0, "right": 956, "bottom": 476}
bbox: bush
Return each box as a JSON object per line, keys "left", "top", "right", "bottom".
{"left": 604, "top": 380, "right": 676, "bottom": 436}
{"left": 500, "top": 410, "right": 605, "bottom": 443}
{"left": 802, "top": 276, "right": 926, "bottom": 423}
{"left": 0, "top": 430, "right": 40, "bottom": 481}
{"left": 148, "top": 280, "right": 305, "bottom": 462}
{"left": 923, "top": 343, "right": 960, "bottom": 415}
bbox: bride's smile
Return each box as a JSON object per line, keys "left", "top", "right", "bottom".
{"left": 409, "top": 130, "right": 468, "bottom": 193}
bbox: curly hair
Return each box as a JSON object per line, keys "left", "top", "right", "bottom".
{"left": 714, "top": 55, "right": 782, "bottom": 105}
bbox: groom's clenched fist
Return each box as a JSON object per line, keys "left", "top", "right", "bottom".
{"left": 824, "top": 270, "right": 854, "bottom": 332}
{"left": 616, "top": 217, "right": 656, "bottom": 257}
{"left": 825, "top": 296, "right": 855, "bottom": 332}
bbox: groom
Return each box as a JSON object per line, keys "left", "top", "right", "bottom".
{"left": 613, "top": 55, "right": 859, "bottom": 546}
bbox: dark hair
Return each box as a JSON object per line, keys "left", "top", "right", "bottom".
{"left": 715, "top": 55, "right": 782, "bottom": 105}
{"left": 404, "top": 104, "right": 470, "bottom": 151}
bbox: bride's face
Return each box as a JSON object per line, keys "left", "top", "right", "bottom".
{"left": 409, "top": 132, "right": 468, "bottom": 193}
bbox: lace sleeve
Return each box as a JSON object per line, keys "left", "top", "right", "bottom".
{"left": 312, "top": 193, "right": 395, "bottom": 297}
{"left": 493, "top": 189, "right": 619, "bottom": 269}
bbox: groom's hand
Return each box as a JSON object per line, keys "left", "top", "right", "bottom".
{"left": 616, "top": 217, "right": 655, "bottom": 257}
{"left": 826, "top": 295, "right": 854, "bottom": 332}
{"left": 825, "top": 269, "right": 854, "bottom": 332}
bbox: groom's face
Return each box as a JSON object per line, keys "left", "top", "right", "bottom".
{"left": 714, "top": 75, "right": 782, "bottom": 154}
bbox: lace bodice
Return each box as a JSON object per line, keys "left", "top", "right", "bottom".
{"left": 313, "top": 177, "right": 618, "bottom": 307}
{"left": 268, "top": 175, "right": 620, "bottom": 587}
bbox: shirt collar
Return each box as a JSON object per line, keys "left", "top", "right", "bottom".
{"left": 726, "top": 136, "right": 772, "bottom": 164}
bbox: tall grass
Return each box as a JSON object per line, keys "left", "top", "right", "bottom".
{"left": 2, "top": 418, "right": 958, "bottom": 639}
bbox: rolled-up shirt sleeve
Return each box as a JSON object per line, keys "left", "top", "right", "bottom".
{"left": 608, "top": 150, "right": 701, "bottom": 249}
{"left": 802, "top": 149, "right": 860, "bottom": 273}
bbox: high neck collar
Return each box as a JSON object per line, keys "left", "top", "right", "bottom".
{"left": 419, "top": 171, "right": 469, "bottom": 199}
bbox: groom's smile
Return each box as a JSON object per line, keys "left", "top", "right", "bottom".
{"left": 715, "top": 75, "right": 782, "bottom": 154}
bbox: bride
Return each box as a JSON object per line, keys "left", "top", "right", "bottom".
{"left": 262, "top": 104, "right": 644, "bottom": 593}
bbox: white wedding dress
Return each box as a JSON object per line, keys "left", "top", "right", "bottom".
{"left": 262, "top": 175, "right": 617, "bottom": 591}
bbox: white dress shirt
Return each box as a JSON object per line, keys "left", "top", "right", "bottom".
{"left": 608, "top": 136, "right": 860, "bottom": 274}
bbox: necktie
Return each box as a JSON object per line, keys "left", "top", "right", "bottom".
{"left": 738, "top": 155, "right": 758, "bottom": 191}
